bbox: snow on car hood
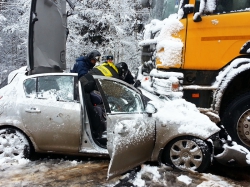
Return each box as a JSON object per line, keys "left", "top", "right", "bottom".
{"left": 152, "top": 99, "right": 220, "bottom": 138}
{"left": 140, "top": 88, "right": 220, "bottom": 139}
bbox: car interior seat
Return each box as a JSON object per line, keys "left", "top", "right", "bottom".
{"left": 80, "top": 74, "right": 107, "bottom": 147}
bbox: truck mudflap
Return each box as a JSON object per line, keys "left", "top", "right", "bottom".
{"left": 214, "top": 142, "right": 250, "bottom": 167}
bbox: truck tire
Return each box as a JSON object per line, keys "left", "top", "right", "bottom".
{"left": 162, "top": 136, "right": 211, "bottom": 172}
{"left": 221, "top": 92, "right": 250, "bottom": 150}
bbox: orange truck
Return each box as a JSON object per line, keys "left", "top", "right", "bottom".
{"left": 139, "top": 0, "right": 250, "bottom": 150}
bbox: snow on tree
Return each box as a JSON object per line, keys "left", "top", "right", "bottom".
{"left": 0, "top": 0, "right": 30, "bottom": 85}
{"left": 0, "top": 0, "right": 149, "bottom": 84}
{"left": 66, "top": 0, "right": 148, "bottom": 72}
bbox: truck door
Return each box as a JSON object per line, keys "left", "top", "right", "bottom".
{"left": 96, "top": 78, "right": 155, "bottom": 179}
{"left": 185, "top": 0, "right": 250, "bottom": 70}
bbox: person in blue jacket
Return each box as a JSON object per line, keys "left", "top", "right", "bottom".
{"left": 70, "top": 50, "right": 101, "bottom": 79}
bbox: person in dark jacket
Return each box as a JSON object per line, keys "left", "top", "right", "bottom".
{"left": 116, "top": 62, "right": 135, "bottom": 85}
{"left": 70, "top": 50, "right": 101, "bottom": 79}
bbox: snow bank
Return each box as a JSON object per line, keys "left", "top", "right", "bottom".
{"left": 177, "top": 175, "right": 192, "bottom": 186}
{"left": 132, "top": 165, "right": 162, "bottom": 187}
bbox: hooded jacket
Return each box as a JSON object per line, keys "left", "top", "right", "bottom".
{"left": 70, "top": 56, "right": 95, "bottom": 79}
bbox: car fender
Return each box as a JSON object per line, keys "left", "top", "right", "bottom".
{"left": 151, "top": 118, "right": 220, "bottom": 161}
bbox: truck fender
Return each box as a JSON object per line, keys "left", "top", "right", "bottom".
{"left": 212, "top": 57, "right": 250, "bottom": 111}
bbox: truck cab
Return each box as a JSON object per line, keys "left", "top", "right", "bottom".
{"left": 139, "top": 0, "right": 250, "bottom": 150}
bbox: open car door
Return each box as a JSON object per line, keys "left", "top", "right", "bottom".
{"left": 28, "top": 0, "right": 68, "bottom": 74}
{"left": 96, "top": 77, "right": 155, "bottom": 179}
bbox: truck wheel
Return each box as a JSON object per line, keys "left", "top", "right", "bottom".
{"left": 0, "top": 128, "right": 31, "bottom": 160}
{"left": 221, "top": 92, "right": 250, "bottom": 150}
{"left": 162, "top": 136, "right": 211, "bottom": 172}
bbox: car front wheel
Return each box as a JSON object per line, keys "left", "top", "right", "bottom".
{"left": 162, "top": 136, "right": 211, "bottom": 172}
{"left": 0, "top": 128, "right": 31, "bottom": 160}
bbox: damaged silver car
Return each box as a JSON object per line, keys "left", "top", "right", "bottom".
{"left": 0, "top": 0, "right": 248, "bottom": 179}
{"left": 0, "top": 70, "right": 221, "bottom": 178}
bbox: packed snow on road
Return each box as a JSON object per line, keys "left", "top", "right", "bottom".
{"left": 0, "top": 155, "right": 249, "bottom": 186}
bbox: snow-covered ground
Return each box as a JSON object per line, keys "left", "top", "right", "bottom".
{"left": 0, "top": 154, "right": 249, "bottom": 187}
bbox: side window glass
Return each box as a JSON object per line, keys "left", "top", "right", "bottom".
{"left": 195, "top": 0, "right": 250, "bottom": 15}
{"left": 24, "top": 78, "right": 36, "bottom": 97}
{"left": 98, "top": 79, "right": 144, "bottom": 113}
{"left": 37, "top": 76, "right": 74, "bottom": 101}
{"left": 216, "top": 0, "right": 250, "bottom": 13}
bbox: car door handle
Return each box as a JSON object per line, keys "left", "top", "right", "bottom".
{"left": 25, "top": 108, "right": 41, "bottom": 113}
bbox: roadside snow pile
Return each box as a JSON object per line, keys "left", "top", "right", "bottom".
{"left": 177, "top": 175, "right": 192, "bottom": 186}
{"left": 132, "top": 165, "right": 163, "bottom": 187}
{"left": 125, "top": 164, "right": 241, "bottom": 187}
{"left": 0, "top": 156, "right": 29, "bottom": 170}
{"left": 197, "top": 173, "right": 237, "bottom": 187}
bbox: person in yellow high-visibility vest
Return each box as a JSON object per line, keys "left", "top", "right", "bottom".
{"left": 89, "top": 55, "right": 120, "bottom": 79}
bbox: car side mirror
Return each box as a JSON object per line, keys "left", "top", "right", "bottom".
{"left": 145, "top": 103, "right": 157, "bottom": 117}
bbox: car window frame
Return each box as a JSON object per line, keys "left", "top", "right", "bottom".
{"left": 23, "top": 74, "right": 79, "bottom": 102}
{"left": 95, "top": 77, "right": 146, "bottom": 114}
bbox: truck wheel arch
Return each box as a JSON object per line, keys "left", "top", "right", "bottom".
{"left": 212, "top": 57, "right": 250, "bottom": 114}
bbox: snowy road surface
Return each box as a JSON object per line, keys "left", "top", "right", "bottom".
{"left": 0, "top": 154, "right": 249, "bottom": 187}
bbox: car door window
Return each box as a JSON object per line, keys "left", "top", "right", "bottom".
{"left": 23, "top": 78, "right": 36, "bottom": 96}
{"left": 98, "top": 79, "right": 144, "bottom": 113}
{"left": 23, "top": 75, "right": 76, "bottom": 102}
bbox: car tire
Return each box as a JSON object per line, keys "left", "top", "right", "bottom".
{"left": 0, "top": 128, "right": 31, "bottom": 160}
{"left": 221, "top": 92, "right": 250, "bottom": 150}
{"left": 162, "top": 136, "right": 211, "bottom": 172}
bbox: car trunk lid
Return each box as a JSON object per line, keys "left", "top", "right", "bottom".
{"left": 27, "top": 0, "right": 68, "bottom": 75}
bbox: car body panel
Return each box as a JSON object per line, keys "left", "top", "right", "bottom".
{"left": 106, "top": 113, "right": 155, "bottom": 179}
{"left": 151, "top": 119, "right": 220, "bottom": 161}
{"left": 18, "top": 98, "right": 81, "bottom": 152}
{"left": 28, "top": 0, "right": 67, "bottom": 74}
{"left": 93, "top": 76, "right": 156, "bottom": 178}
